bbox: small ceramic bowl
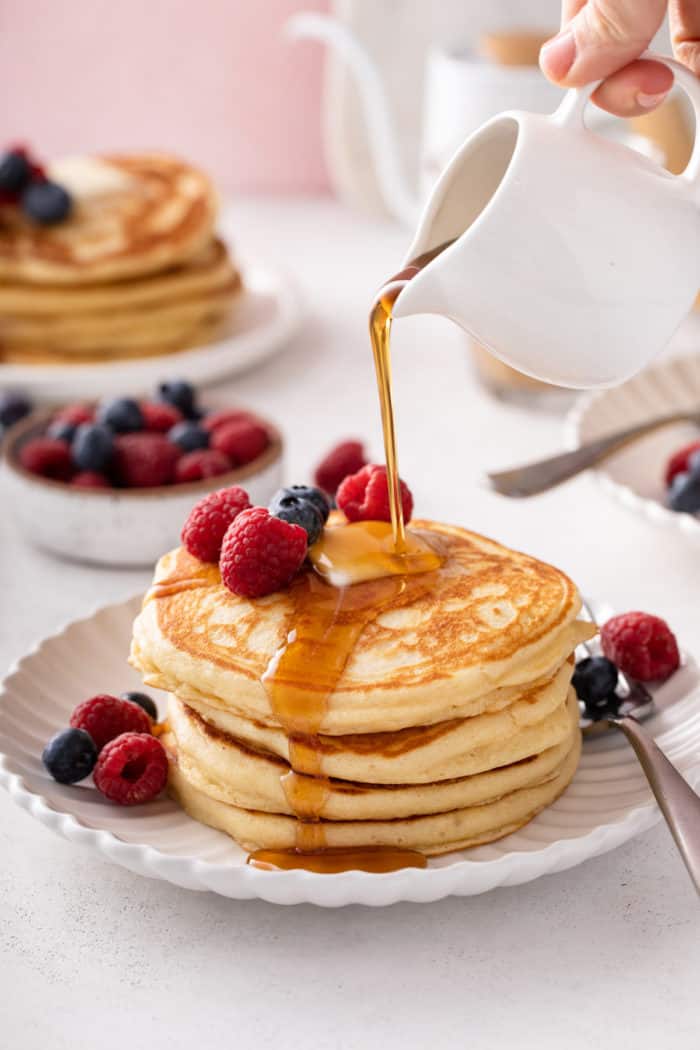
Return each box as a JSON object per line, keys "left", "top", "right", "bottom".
{"left": 2, "top": 409, "right": 284, "bottom": 566}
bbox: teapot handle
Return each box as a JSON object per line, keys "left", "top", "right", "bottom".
{"left": 553, "top": 50, "right": 700, "bottom": 188}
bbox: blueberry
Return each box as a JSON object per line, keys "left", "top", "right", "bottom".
{"left": 279, "top": 485, "right": 331, "bottom": 524}
{"left": 96, "top": 397, "right": 143, "bottom": 433}
{"left": 572, "top": 656, "right": 619, "bottom": 720}
{"left": 42, "top": 728, "right": 97, "bottom": 784}
{"left": 168, "top": 420, "right": 209, "bottom": 452}
{"left": 47, "top": 419, "right": 76, "bottom": 443}
{"left": 583, "top": 691, "right": 622, "bottom": 722}
{"left": 269, "top": 490, "right": 323, "bottom": 545}
{"left": 120, "top": 690, "right": 158, "bottom": 721}
{"left": 0, "top": 390, "right": 32, "bottom": 428}
{"left": 668, "top": 471, "right": 700, "bottom": 514}
{"left": 72, "top": 423, "right": 114, "bottom": 472}
{"left": 157, "top": 379, "right": 197, "bottom": 418}
{"left": 688, "top": 449, "right": 700, "bottom": 477}
{"left": 21, "top": 180, "right": 72, "bottom": 224}
{"left": 0, "top": 150, "right": 30, "bottom": 193}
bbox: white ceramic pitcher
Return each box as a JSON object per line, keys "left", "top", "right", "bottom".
{"left": 391, "top": 51, "right": 700, "bottom": 389}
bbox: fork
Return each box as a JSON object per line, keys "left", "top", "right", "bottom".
{"left": 487, "top": 409, "right": 700, "bottom": 497}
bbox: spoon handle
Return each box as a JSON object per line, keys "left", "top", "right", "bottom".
{"left": 486, "top": 412, "right": 693, "bottom": 497}
{"left": 613, "top": 714, "right": 700, "bottom": 895}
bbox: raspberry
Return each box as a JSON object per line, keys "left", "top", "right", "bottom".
{"left": 71, "top": 470, "right": 110, "bottom": 489}
{"left": 210, "top": 419, "right": 270, "bottom": 466}
{"left": 112, "top": 432, "right": 181, "bottom": 487}
{"left": 174, "top": 449, "right": 232, "bottom": 484}
{"left": 19, "top": 438, "right": 73, "bottom": 481}
{"left": 53, "top": 402, "right": 94, "bottom": 427}
{"left": 202, "top": 409, "right": 257, "bottom": 433}
{"left": 601, "top": 612, "right": 680, "bottom": 682}
{"left": 315, "top": 440, "right": 367, "bottom": 494}
{"left": 140, "top": 400, "right": 183, "bottom": 433}
{"left": 665, "top": 440, "right": 700, "bottom": 487}
{"left": 337, "top": 464, "right": 413, "bottom": 524}
{"left": 70, "top": 694, "right": 152, "bottom": 751}
{"left": 219, "top": 506, "right": 307, "bottom": 598}
{"left": 181, "top": 485, "right": 251, "bottom": 562}
{"left": 93, "top": 733, "right": 168, "bottom": 805}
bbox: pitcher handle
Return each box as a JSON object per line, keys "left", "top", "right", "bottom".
{"left": 553, "top": 50, "right": 700, "bottom": 189}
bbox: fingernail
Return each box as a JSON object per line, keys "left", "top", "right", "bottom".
{"left": 636, "top": 90, "right": 670, "bottom": 110}
{"left": 540, "top": 29, "right": 576, "bottom": 80}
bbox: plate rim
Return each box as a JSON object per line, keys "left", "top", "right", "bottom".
{"left": 565, "top": 351, "right": 700, "bottom": 538}
{"left": 2, "top": 593, "right": 698, "bottom": 906}
{"left": 0, "top": 257, "right": 305, "bottom": 394}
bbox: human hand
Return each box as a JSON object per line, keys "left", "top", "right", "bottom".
{"left": 540, "top": 1, "right": 700, "bottom": 115}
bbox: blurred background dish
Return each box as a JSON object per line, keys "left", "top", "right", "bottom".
{"left": 567, "top": 353, "right": 700, "bottom": 538}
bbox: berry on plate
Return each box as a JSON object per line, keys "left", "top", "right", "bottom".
{"left": 601, "top": 612, "right": 680, "bottom": 682}
{"left": 314, "top": 440, "right": 367, "bottom": 494}
{"left": 0, "top": 149, "right": 31, "bottom": 194}
{"left": 140, "top": 400, "right": 183, "bottom": 433}
{"left": 70, "top": 693, "right": 152, "bottom": 751}
{"left": 120, "top": 691, "right": 158, "bottom": 721}
{"left": 157, "top": 379, "right": 197, "bottom": 419}
{"left": 202, "top": 409, "right": 256, "bottom": 433}
{"left": 278, "top": 484, "right": 331, "bottom": 524}
{"left": 19, "top": 438, "right": 74, "bottom": 480}
{"left": 70, "top": 470, "right": 110, "bottom": 489}
{"left": 210, "top": 418, "right": 270, "bottom": 465}
{"left": 112, "top": 432, "right": 181, "bottom": 487}
{"left": 53, "top": 403, "right": 94, "bottom": 427}
{"left": 665, "top": 440, "right": 700, "bottom": 487}
{"left": 220, "top": 506, "right": 307, "bottom": 598}
{"left": 96, "top": 397, "right": 144, "bottom": 434}
{"left": 0, "top": 390, "right": 32, "bottom": 428}
{"left": 42, "top": 728, "right": 97, "bottom": 784}
{"left": 93, "top": 733, "right": 168, "bottom": 805}
{"left": 21, "top": 180, "right": 72, "bottom": 224}
{"left": 337, "top": 464, "right": 413, "bottom": 524}
{"left": 269, "top": 487, "right": 325, "bottom": 545}
{"left": 168, "top": 420, "right": 210, "bottom": 452}
{"left": 71, "top": 423, "right": 114, "bottom": 473}
{"left": 174, "top": 449, "right": 232, "bottom": 483}
{"left": 668, "top": 471, "right": 700, "bottom": 514}
{"left": 47, "top": 419, "right": 77, "bottom": 444}
{"left": 572, "top": 656, "right": 619, "bottom": 720}
{"left": 181, "top": 485, "right": 251, "bottom": 562}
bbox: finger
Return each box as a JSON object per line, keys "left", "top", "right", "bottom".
{"left": 591, "top": 57, "right": 674, "bottom": 115}
{"left": 561, "top": 0, "right": 586, "bottom": 28}
{"left": 540, "top": 0, "right": 667, "bottom": 85}
{"left": 670, "top": 0, "right": 700, "bottom": 74}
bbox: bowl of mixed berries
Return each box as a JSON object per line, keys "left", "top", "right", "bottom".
{"left": 1, "top": 379, "right": 283, "bottom": 566}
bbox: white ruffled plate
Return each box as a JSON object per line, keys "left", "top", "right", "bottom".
{"left": 567, "top": 353, "right": 700, "bottom": 537}
{"left": 1, "top": 596, "right": 699, "bottom": 906}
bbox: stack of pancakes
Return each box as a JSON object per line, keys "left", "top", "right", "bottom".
{"left": 130, "top": 521, "right": 594, "bottom": 856}
{"left": 0, "top": 153, "right": 242, "bottom": 364}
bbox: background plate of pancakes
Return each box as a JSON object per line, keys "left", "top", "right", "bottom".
{"left": 1, "top": 595, "right": 700, "bottom": 906}
{"left": 567, "top": 352, "right": 700, "bottom": 540}
{"left": 0, "top": 153, "right": 304, "bottom": 399}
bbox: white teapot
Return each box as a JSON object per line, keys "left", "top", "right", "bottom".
{"left": 390, "top": 52, "right": 700, "bottom": 389}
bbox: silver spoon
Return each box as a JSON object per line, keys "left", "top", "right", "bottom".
{"left": 487, "top": 409, "right": 700, "bottom": 497}
{"left": 579, "top": 601, "right": 700, "bottom": 894}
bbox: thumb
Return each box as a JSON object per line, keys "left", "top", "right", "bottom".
{"left": 540, "top": 0, "right": 666, "bottom": 85}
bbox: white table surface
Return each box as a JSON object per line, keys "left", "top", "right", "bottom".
{"left": 1, "top": 197, "right": 699, "bottom": 1050}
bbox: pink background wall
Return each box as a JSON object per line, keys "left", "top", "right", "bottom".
{"left": 1, "top": 0, "right": 330, "bottom": 193}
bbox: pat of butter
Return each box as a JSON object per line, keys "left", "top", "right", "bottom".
{"left": 48, "top": 156, "right": 135, "bottom": 199}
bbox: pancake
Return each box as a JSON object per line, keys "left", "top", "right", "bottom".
{"left": 131, "top": 524, "right": 594, "bottom": 734}
{"left": 0, "top": 153, "right": 217, "bottom": 285}
{"left": 0, "top": 237, "right": 236, "bottom": 315}
{"left": 0, "top": 273, "right": 241, "bottom": 357}
{"left": 166, "top": 689, "right": 580, "bottom": 820}
{"left": 165, "top": 726, "right": 581, "bottom": 856}
{"left": 173, "top": 658, "right": 574, "bottom": 784}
